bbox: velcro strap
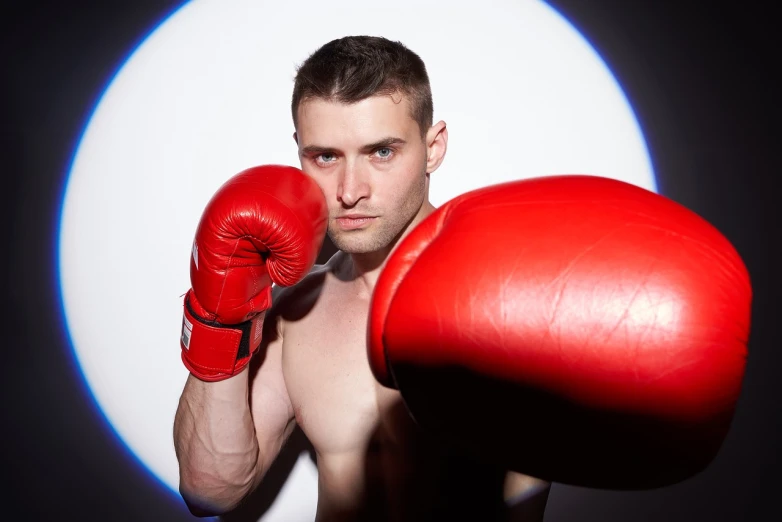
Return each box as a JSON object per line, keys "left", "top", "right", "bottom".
{"left": 180, "top": 292, "right": 261, "bottom": 381}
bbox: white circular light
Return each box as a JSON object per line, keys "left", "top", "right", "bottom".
{"left": 59, "top": 0, "right": 655, "bottom": 519}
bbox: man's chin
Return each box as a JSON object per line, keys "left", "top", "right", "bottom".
{"left": 328, "top": 231, "right": 386, "bottom": 255}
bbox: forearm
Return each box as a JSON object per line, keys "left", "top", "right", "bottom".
{"left": 174, "top": 368, "right": 261, "bottom": 515}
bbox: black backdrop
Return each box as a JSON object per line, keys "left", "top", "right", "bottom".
{"left": 3, "top": 1, "right": 779, "bottom": 521}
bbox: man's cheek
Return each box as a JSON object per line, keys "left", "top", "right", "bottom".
{"left": 308, "top": 175, "right": 333, "bottom": 203}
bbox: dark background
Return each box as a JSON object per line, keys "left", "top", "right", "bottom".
{"left": 2, "top": 1, "right": 778, "bottom": 520}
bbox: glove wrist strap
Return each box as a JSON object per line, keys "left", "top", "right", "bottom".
{"left": 180, "top": 290, "right": 263, "bottom": 382}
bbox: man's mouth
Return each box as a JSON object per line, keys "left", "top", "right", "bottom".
{"left": 335, "top": 215, "right": 377, "bottom": 230}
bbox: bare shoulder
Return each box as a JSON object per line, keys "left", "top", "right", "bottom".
{"left": 268, "top": 252, "right": 342, "bottom": 328}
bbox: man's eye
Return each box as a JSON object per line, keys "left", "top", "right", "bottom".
{"left": 317, "top": 153, "right": 336, "bottom": 163}
{"left": 375, "top": 148, "right": 392, "bottom": 159}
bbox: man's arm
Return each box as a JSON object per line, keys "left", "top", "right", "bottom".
{"left": 172, "top": 165, "right": 327, "bottom": 516}
{"left": 504, "top": 471, "right": 550, "bottom": 522}
{"left": 174, "top": 296, "right": 295, "bottom": 517}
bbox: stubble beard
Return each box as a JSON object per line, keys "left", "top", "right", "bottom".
{"left": 328, "top": 171, "right": 428, "bottom": 255}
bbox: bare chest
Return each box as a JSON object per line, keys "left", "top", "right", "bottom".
{"left": 276, "top": 273, "right": 507, "bottom": 520}
{"left": 281, "top": 290, "right": 407, "bottom": 456}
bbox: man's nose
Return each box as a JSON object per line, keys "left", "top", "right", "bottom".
{"left": 337, "top": 160, "right": 370, "bottom": 207}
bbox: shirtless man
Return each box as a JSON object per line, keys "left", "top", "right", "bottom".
{"left": 173, "top": 34, "right": 750, "bottom": 522}
{"left": 173, "top": 36, "right": 550, "bottom": 521}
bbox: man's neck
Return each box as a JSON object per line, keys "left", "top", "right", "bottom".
{"left": 338, "top": 201, "right": 436, "bottom": 299}
{"left": 342, "top": 250, "right": 387, "bottom": 299}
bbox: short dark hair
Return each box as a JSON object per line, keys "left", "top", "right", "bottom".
{"left": 291, "top": 36, "right": 433, "bottom": 137}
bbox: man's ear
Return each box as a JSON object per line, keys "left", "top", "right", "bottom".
{"left": 425, "top": 121, "right": 448, "bottom": 174}
{"left": 293, "top": 131, "right": 298, "bottom": 145}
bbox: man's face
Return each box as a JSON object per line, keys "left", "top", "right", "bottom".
{"left": 295, "top": 94, "right": 432, "bottom": 255}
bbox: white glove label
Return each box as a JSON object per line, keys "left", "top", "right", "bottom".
{"left": 181, "top": 314, "right": 193, "bottom": 350}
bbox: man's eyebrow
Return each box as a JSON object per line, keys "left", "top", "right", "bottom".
{"left": 300, "top": 137, "right": 407, "bottom": 156}
{"left": 360, "top": 137, "right": 406, "bottom": 153}
{"left": 300, "top": 144, "right": 337, "bottom": 156}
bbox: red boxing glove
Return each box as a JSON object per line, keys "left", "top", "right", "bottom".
{"left": 181, "top": 165, "right": 327, "bottom": 381}
{"left": 368, "top": 175, "right": 751, "bottom": 489}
